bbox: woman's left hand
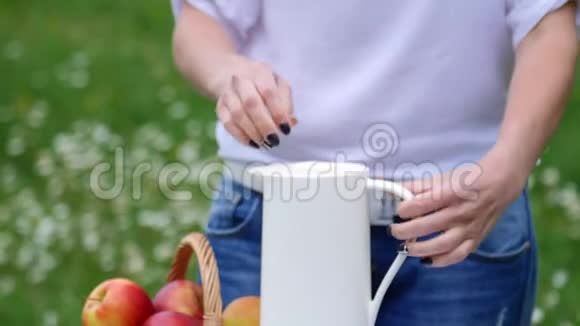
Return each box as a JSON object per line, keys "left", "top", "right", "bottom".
{"left": 390, "top": 147, "right": 529, "bottom": 267}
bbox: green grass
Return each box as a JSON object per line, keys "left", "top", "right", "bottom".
{"left": 1, "top": 1, "right": 579, "bottom": 325}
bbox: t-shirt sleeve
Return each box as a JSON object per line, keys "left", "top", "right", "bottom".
{"left": 507, "top": 0, "right": 579, "bottom": 48}
{"left": 170, "top": 0, "right": 261, "bottom": 48}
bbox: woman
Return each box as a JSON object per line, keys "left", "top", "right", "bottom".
{"left": 170, "top": 1, "right": 578, "bottom": 325}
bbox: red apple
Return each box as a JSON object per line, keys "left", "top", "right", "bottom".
{"left": 82, "top": 278, "right": 154, "bottom": 326}
{"left": 143, "top": 311, "right": 203, "bottom": 326}
{"left": 223, "top": 296, "right": 260, "bottom": 326}
{"left": 153, "top": 280, "right": 204, "bottom": 318}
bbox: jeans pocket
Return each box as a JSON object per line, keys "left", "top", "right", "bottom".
{"left": 467, "top": 190, "right": 533, "bottom": 264}
{"left": 469, "top": 241, "right": 531, "bottom": 264}
{"left": 206, "top": 177, "right": 261, "bottom": 236}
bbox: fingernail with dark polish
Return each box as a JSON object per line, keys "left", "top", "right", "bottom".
{"left": 263, "top": 140, "right": 273, "bottom": 149}
{"left": 267, "top": 133, "right": 280, "bottom": 146}
{"left": 279, "top": 123, "right": 291, "bottom": 135}
{"left": 249, "top": 140, "right": 260, "bottom": 149}
{"left": 399, "top": 243, "right": 406, "bottom": 251}
{"left": 393, "top": 215, "right": 403, "bottom": 224}
{"left": 420, "top": 257, "right": 433, "bottom": 265}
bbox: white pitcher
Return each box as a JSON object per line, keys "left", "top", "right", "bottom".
{"left": 248, "top": 161, "right": 414, "bottom": 326}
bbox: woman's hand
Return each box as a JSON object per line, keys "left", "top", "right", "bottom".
{"left": 214, "top": 55, "right": 296, "bottom": 149}
{"left": 392, "top": 2, "right": 577, "bottom": 268}
{"left": 390, "top": 147, "right": 529, "bottom": 267}
{"left": 172, "top": 7, "right": 296, "bottom": 149}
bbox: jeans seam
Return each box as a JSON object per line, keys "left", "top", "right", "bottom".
{"left": 518, "top": 187, "right": 538, "bottom": 326}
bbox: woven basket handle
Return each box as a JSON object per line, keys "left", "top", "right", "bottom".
{"left": 167, "top": 233, "right": 223, "bottom": 326}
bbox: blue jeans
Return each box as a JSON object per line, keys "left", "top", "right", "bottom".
{"left": 205, "top": 177, "right": 538, "bottom": 326}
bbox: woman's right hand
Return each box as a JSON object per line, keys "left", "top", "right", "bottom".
{"left": 214, "top": 55, "right": 297, "bottom": 149}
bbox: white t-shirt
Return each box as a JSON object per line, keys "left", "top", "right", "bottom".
{"left": 172, "top": 0, "right": 579, "bottom": 179}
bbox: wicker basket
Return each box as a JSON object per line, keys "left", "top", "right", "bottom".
{"left": 167, "top": 233, "right": 223, "bottom": 326}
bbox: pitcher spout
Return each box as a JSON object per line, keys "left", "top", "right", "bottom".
{"left": 368, "top": 297, "right": 383, "bottom": 326}
{"left": 367, "top": 251, "right": 409, "bottom": 326}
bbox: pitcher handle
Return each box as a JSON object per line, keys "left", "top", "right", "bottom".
{"left": 366, "top": 179, "right": 415, "bottom": 326}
